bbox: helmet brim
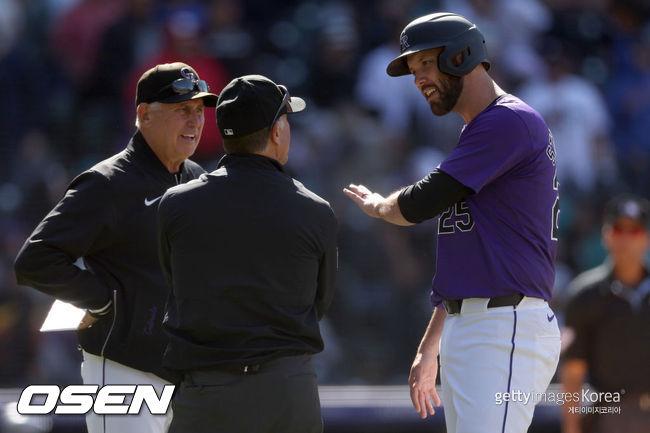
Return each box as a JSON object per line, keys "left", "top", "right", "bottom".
{"left": 386, "top": 43, "right": 446, "bottom": 77}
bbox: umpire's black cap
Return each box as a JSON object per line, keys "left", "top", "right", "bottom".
{"left": 216, "top": 75, "right": 306, "bottom": 139}
{"left": 604, "top": 194, "right": 650, "bottom": 227}
{"left": 136, "top": 62, "right": 218, "bottom": 107}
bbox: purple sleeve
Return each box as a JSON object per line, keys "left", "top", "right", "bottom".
{"left": 440, "top": 107, "right": 531, "bottom": 193}
{"left": 430, "top": 290, "right": 443, "bottom": 308}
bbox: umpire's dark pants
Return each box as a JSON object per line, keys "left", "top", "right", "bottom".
{"left": 168, "top": 354, "right": 322, "bottom": 433}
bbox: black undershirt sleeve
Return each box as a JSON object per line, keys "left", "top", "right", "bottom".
{"left": 397, "top": 168, "right": 474, "bottom": 224}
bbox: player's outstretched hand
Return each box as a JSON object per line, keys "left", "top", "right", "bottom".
{"left": 409, "top": 351, "right": 441, "bottom": 419}
{"left": 343, "top": 184, "right": 384, "bottom": 219}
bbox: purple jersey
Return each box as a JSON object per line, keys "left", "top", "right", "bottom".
{"left": 432, "top": 94, "right": 558, "bottom": 306}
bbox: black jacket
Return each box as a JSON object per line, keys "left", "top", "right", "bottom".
{"left": 563, "top": 262, "right": 650, "bottom": 394}
{"left": 157, "top": 153, "right": 338, "bottom": 371}
{"left": 14, "top": 131, "right": 205, "bottom": 382}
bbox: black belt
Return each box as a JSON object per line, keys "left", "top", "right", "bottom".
{"left": 185, "top": 354, "right": 312, "bottom": 382}
{"left": 443, "top": 294, "right": 524, "bottom": 315}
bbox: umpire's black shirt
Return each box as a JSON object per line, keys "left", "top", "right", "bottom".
{"left": 563, "top": 262, "right": 650, "bottom": 394}
{"left": 157, "top": 153, "right": 338, "bottom": 371}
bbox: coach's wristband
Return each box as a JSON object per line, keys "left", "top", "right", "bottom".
{"left": 87, "top": 300, "right": 113, "bottom": 318}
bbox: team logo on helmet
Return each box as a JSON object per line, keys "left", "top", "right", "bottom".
{"left": 180, "top": 67, "right": 198, "bottom": 82}
{"left": 400, "top": 34, "right": 410, "bottom": 52}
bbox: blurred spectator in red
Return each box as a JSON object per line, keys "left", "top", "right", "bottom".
{"left": 50, "top": 0, "right": 126, "bottom": 89}
{"left": 125, "top": 9, "right": 229, "bottom": 165}
{"left": 88, "top": 0, "right": 161, "bottom": 102}
{"left": 48, "top": 0, "right": 129, "bottom": 160}
{"left": 77, "top": 0, "right": 161, "bottom": 155}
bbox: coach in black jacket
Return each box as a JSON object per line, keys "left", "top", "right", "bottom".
{"left": 14, "top": 62, "right": 217, "bottom": 433}
{"left": 157, "top": 75, "right": 338, "bottom": 433}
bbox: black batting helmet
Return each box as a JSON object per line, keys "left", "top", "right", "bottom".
{"left": 386, "top": 12, "right": 490, "bottom": 77}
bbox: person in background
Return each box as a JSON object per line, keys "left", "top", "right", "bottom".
{"left": 561, "top": 194, "right": 650, "bottom": 433}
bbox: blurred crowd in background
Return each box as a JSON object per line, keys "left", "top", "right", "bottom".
{"left": 0, "top": 0, "right": 649, "bottom": 388}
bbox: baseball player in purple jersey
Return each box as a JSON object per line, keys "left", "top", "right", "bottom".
{"left": 344, "top": 13, "right": 561, "bottom": 433}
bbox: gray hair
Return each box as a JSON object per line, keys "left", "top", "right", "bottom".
{"left": 134, "top": 102, "right": 163, "bottom": 129}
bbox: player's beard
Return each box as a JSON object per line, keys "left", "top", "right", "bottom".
{"left": 428, "top": 74, "right": 463, "bottom": 116}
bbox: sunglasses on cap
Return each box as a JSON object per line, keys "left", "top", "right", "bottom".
{"left": 155, "top": 78, "right": 210, "bottom": 99}
{"left": 269, "top": 85, "right": 290, "bottom": 129}
{"left": 612, "top": 224, "right": 647, "bottom": 236}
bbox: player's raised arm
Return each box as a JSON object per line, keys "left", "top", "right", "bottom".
{"left": 343, "top": 184, "right": 412, "bottom": 226}
{"left": 344, "top": 168, "right": 473, "bottom": 226}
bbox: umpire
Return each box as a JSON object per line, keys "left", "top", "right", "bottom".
{"left": 561, "top": 194, "right": 650, "bottom": 433}
{"left": 14, "top": 62, "right": 216, "bottom": 433}
{"left": 157, "top": 74, "right": 338, "bottom": 433}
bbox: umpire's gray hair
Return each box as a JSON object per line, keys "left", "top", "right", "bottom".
{"left": 135, "top": 102, "right": 163, "bottom": 129}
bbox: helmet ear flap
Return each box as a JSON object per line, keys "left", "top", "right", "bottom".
{"left": 386, "top": 13, "right": 490, "bottom": 77}
{"left": 438, "top": 36, "right": 487, "bottom": 76}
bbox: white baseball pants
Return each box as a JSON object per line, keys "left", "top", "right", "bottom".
{"left": 439, "top": 296, "right": 561, "bottom": 433}
{"left": 81, "top": 351, "right": 173, "bottom": 433}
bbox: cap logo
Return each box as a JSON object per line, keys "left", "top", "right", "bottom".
{"left": 400, "top": 34, "right": 410, "bottom": 51}
{"left": 224, "top": 129, "right": 234, "bottom": 135}
{"left": 180, "top": 67, "right": 197, "bottom": 82}
{"left": 622, "top": 201, "right": 641, "bottom": 218}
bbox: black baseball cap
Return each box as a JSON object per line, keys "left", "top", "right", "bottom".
{"left": 216, "top": 75, "right": 306, "bottom": 139}
{"left": 135, "top": 62, "right": 218, "bottom": 107}
{"left": 604, "top": 194, "right": 650, "bottom": 227}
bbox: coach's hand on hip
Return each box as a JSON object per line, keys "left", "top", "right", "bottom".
{"left": 409, "top": 351, "right": 441, "bottom": 419}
